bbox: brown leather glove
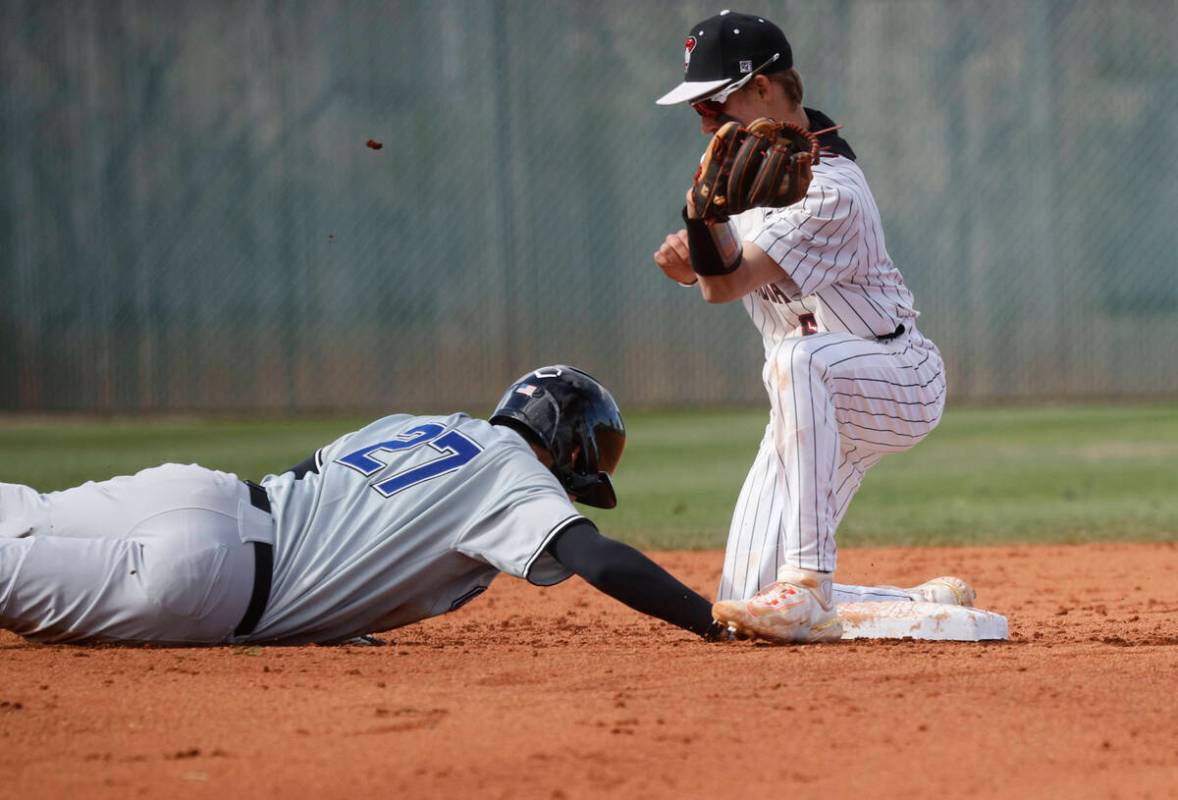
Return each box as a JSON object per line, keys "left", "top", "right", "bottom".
{"left": 690, "top": 117, "right": 819, "bottom": 221}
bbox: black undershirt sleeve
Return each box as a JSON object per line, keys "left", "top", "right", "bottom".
{"left": 546, "top": 519, "right": 723, "bottom": 640}
{"left": 284, "top": 452, "right": 319, "bottom": 479}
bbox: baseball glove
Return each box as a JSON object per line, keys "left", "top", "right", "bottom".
{"left": 690, "top": 117, "right": 820, "bottom": 221}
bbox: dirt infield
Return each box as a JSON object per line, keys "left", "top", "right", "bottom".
{"left": 2, "top": 542, "right": 1176, "bottom": 799}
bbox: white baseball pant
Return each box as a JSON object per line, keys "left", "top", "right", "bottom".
{"left": 0, "top": 464, "right": 269, "bottom": 644}
{"left": 718, "top": 329, "right": 946, "bottom": 601}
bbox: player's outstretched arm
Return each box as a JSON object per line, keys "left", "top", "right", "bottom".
{"left": 546, "top": 520, "right": 729, "bottom": 641}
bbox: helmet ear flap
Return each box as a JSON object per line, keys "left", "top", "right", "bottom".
{"left": 567, "top": 475, "right": 618, "bottom": 509}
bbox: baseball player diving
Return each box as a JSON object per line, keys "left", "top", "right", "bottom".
{"left": 1, "top": 366, "right": 964, "bottom": 647}
{"left": 653, "top": 11, "right": 965, "bottom": 642}
{"left": 0, "top": 366, "right": 749, "bottom": 645}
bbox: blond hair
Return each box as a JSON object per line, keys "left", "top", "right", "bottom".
{"left": 767, "top": 68, "right": 804, "bottom": 107}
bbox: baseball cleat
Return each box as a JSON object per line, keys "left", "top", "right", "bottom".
{"left": 904, "top": 576, "right": 976, "bottom": 606}
{"left": 712, "top": 567, "right": 843, "bottom": 644}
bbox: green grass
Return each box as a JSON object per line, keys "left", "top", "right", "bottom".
{"left": 3, "top": 405, "right": 1177, "bottom": 549}
{"left": 585, "top": 404, "right": 1178, "bottom": 548}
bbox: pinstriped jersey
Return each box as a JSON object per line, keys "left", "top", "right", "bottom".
{"left": 733, "top": 154, "right": 920, "bottom": 357}
{"left": 252, "top": 414, "right": 582, "bottom": 644}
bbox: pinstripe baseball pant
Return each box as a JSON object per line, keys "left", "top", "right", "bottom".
{"left": 718, "top": 329, "right": 946, "bottom": 601}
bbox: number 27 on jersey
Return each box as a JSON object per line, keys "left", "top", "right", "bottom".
{"left": 335, "top": 423, "right": 483, "bottom": 498}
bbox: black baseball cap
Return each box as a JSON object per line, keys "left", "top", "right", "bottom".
{"left": 656, "top": 10, "right": 793, "bottom": 106}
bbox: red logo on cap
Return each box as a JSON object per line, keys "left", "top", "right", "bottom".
{"left": 684, "top": 36, "right": 696, "bottom": 71}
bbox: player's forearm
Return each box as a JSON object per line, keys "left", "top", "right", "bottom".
{"left": 547, "top": 521, "right": 720, "bottom": 639}
{"left": 696, "top": 266, "right": 757, "bottom": 303}
{"left": 698, "top": 242, "right": 798, "bottom": 304}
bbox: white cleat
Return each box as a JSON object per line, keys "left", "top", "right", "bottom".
{"left": 712, "top": 567, "right": 844, "bottom": 644}
{"left": 904, "top": 576, "right": 976, "bottom": 606}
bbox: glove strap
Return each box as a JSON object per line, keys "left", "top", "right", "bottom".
{"left": 682, "top": 206, "right": 743, "bottom": 277}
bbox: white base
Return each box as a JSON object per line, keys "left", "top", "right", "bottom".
{"left": 837, "top": 601, "right": 1008, "bottom": 641}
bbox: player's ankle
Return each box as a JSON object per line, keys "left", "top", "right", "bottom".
{"left": 776, "top": 565, "right": 835, "bottom": 607}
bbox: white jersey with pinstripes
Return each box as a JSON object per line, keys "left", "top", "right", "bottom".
{"left": 716, "top": 154, "right": 947, "bottom": 601}
{"left": 251, "top": 414, "right": 582, "bottom": 644}
{"left": 737, "top": 154, "right": 917, "bottom": 347}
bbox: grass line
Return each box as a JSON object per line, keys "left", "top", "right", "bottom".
{"left": 3, "top": 405, "right": 1176, "bottom": 549}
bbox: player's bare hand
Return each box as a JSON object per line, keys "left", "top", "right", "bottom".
{"left": 786, "top": 152, "right": 813, "bottom": 205}
{"left": 653, "top": 229, "right": 696, "bottom": 285}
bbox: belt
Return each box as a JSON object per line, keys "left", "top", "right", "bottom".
{"left": 234, "top": 481, "right": 274, "bottom": 637}
{"left": 876, "top": 323, "right": 906, "bottom": 342}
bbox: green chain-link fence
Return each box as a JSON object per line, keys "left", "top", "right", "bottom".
{"left": 3, "top": 0, "right": 1176, "bottom": 412}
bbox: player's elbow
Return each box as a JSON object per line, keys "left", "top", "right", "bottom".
{"left": 699, "top": 283, "right": 723, "bottom": 303}
{"left": 699, "top": 283, "right": 741, "bottom": 304}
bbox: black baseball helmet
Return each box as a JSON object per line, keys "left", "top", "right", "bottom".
{"left": 490, "top": 365, "right": 626, "bottom": 509}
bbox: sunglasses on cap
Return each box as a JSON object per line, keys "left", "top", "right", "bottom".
{"left": 691, "top": 52, "right": 782, "bottom": 119}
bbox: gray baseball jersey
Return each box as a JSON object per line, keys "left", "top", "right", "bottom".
{"left": 249, "top": 413, "right": 583, "bottom": 644}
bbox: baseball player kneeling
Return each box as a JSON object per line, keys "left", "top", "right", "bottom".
{"left": 653, "top": 12, "right": 973, "bottom": 642}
